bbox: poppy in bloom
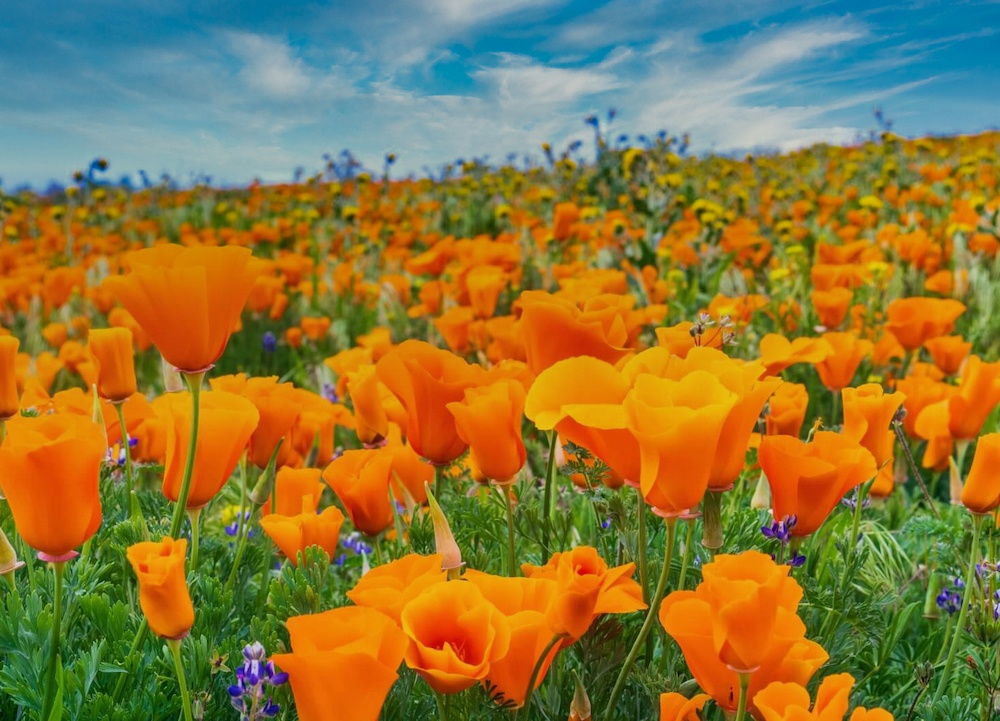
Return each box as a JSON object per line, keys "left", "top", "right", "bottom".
{"left": 260, "top": 506, "right": 345, "bottom": 566}
{"left": 0, "top": 413, "right": 105, "bottom": 559}
{"left": 161, "top": 390, "right": 259, "bottom": 509}
{"left": 942, "top": 356, "right": 1000, "bottom": 440}
{"left": 758, "top": 335, "right": 833, "bottom": 377}
{"left": 447, "top": 379, "right": 526, "bottom": 483}
{"left": 960, "top": 434, "right": 1000, "bottom": 514}
{"left": 522, "top": 545, "right": 645, "bottom": 641}
{"left": 659, "top": 551, "right": 828, "bottom": 713}
{"left": 400, "top": 579, "right": 511, "bottom": 694}
{"left": 126, "top": 537, "right": 195, "bottom": 640}
{"left": 660, "top": 693, "right": 710, "bottom": 721}
{"left": 345, "top": 364, "right": 391, "bottom": 445}
{"left": 810, "top": 287, "right": 853, "bottom": 329}
{"left": 88, "top": 327, "right": 138, "bottom": 403}
{"left": 375, "top": 340, "right": 483, "bottom": 465}
{"left": 923, "top": 335, "right": 971, "bottom": 376}
{"left": 0, "top": 335, "right": 19, "bottom": 419}
{"left": 884, "top": 297, "right": 966, "bottom": 351}
{"left": 213, "top": 374, "right": 300, "bottom": 469}
{"left": 841, "top": 384, "right": 906, "bottom": 468}
{"left": 262, "top": 467, "right": 325, "bottom": 517}
{"left": 103, "top": 244, "right": 264, "bottom": 373}
{"left": 272, "top": 606, "right": 407, "bottom": 721}
{"left": 766, "top": 383, "right": 810, "bottom": 438}
{"left": 346, "top": 553, "right": 447, "bottom": 623}
{"left": 753, "top": 673, "right": 893, "bottom": 721}
{"left": 814, "top": 332, "right": 873, "bottom": 392}
{"left": 322, "top": 447, "right": 397, "bottom": 536}
{"left": 759, "top": 432, "right": 877, "bottom": 536}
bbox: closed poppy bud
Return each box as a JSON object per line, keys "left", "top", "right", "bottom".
{"left": 0, "top": 413, "right": 105, "bottom": 559}
{"left": 569, "top": 673, "right": 593, "bottom": 721}
{"left": 126, "top": 537, "right": 195, "bottom": 640}
{"left": 425, "top": 482, "right": 462, "bottom": 572}
{"left": 103, "top": 244, "right": 264, "bottom": 373}
{"left": 960, "top": 434, "right": 1000, "bottom": 514}
{"left": 759, "top": 432, "right": 877, "bottom": 536}
{"left": 447, "top": 379, "right": 526, "bottom": 483}
{"left": 0, "top": 335, "right": 20, "bottom": 419}
{"left": 400, "top": 580, "right": 511, "bottom": 694}
{"left": 162, "top": 390, "right": 259, "bottom": 509}
{"left": 272, "top": 607, "right": 408, "bottom": 721}
{"left": 88, "top": 327, "right": 138, "bottom": 402}
{"left": 923, "top": 335, "right": 971, "bottom": 376}
{"left": 841, "top": 384, "right": 906, "bottom": 468}
{"left": 260, "top": 506, "right": 345, "bottom": 566}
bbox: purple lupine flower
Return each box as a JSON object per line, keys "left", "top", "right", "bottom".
{"left": 228, "top": 642, "right": 287, "bottom": 720}
{"left": 261, "top": 332, "right": 277, "bottom": 353}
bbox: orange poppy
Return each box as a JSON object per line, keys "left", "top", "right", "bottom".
{"left": 753, "top": 673, "right": 893, "bottom": 721}
{"left": 841, "top": 384, "right": 905, "bottom": 468}
{"left": 884, "top": 297, "right": 965, "bottom": 350}
{"left": 346, "top": 553, "right": 447, "bottom": 622}
{"left": 758, "top": 335, "right": 833, "bottom": 377}
{"left": 810, "top": 287, "right": 852, "bottom": 329}
{"left": 814, "top": 333, "right": 872, "bottom": 392}
{"left": 103, "top": 244, "right": 264, "bottom": 372}
{"left": 0, "top": 335, "right": 19, "bottom": 419}
{"left": 960, "top": 434, "right": 1000, "bottom": 514}
{"left": 766, "top": 383, "right": 809, "bottom": 438}
{"left": 161, "top": 390, "right": 259, "bottom": 509}
{"left": 660, "top": 693, "right": 710, "bottom": 720}
{"left": 88, "top": 327, "right": 138, "bottom": 403}
{"left": 758, "top": 432, "right": 877, "bottom": 536}
{"left": 0, "top": 413, "right": 105, "bottom": 559}
{"left": 260, "top": 506, "right": 345, "bottom": 566}
{"left": 262, "top": 467, "right": 325, "bottom": 517}
{"left": 447, "top": 379, "right": 526, "bottom": 483}
{"left": 272, "top": 607, "right": 407, "bottom": 721}
{"left": 345, "top": 364, "right": 390, "bottom": 445}
{"left": 923, "top": 335, "right": 971, "bottom": 376}
{"left": 126, "top": 537, "right": 195, "bottom": 640}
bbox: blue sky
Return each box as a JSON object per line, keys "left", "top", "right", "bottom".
{"left": 1, "top": 0, "right": 998, "bottom": 189}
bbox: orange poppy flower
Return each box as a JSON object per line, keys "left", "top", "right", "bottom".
{"left": 400, "top": 580, "right": 511, "bottom": 694}
{"left": 960, "top": 434, "right": 1000, "bottom": 514}
{"left": 466, "top": 265, "right": 508, "bottom": 319}
{"left": 810, "top": 287, "right": 852, "bottom": 329}
{"left": 346, "top": 364, "right": 390, "bottom": 445}
{"left": 753, "top": 673, "right": 893, "bottom": 721}
{"left": 126, "top": 537, "right": 195, "bottom": 640}
{"left": 759, "top": 432, "right": 877, "bottom": 536}
{"left": 260, "top": 506, "right": 345, "bottom": 566}
{"left": 375, "top": 340, "right": 483, "bottom": 465}
{"left": 894, "top": 375, "right": 953, "bottom": 439}
{"left": 758, "top": 335, "right": 834, "bottom": 377}
{"left": 0, "top": 335, "right": 19, "bottom": 419}
{"left": 323, "top": 446, "right": 425, "bottom": 536}
{"left": 88, "top": 327, "right": 138, "bottom": 403}
{"left": 660, "top": 693, "right": 710, "bottom": 721}
{"left": 884, "top": 297, "right": 965, "bottom": 350}
{"left": 0, "top": 412, "right": 105, "bottom": 559}
{"left": 944, "top": 356, "right": 1000, "bottom": 440}
{"left": 923, "top": 335, "right": 971, "bottom": 376}
{"left": 103, "top": 244, "right": 264, "bottom": 373}
{"left": 814, "top": 332, "right": 873, "bottom": 392}
{"left": 517, "top": 291, "right": 632, "bottom": 377}
{"left": 213, "top": 375, "right": 300, "bottom": 469}
{"left": 447, "top": 379, "right": 526, "bottom": 483}
{"left": 272, "top": 607, "right": 407, "bottom": 721}
{"left": 346, "top": 553, "right": 447, "bottom": 623}
{"left": 766, "top": 383, "right": 809, "bottom": 438}
{"left": 841, "top": 384, "right": 905, "bottom": 468}
{"left": 655, "top": 321, "right": 724, "bottom": 358}
{"left": 161, "top": 390, "right": 259, "bottom": 509}
{"left": 262, "top": 467, "right": 325, "bottom": 517}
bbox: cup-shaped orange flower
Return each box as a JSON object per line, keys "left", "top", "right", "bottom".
{"left": 660, "top": 693, "right": 710, "bottom": 721}
{"left": 960, "top": 434, "right": 1000, "bottom": 514}
{"left": 322, "top": 447, "right": 396, "bottom": 536}
{"left": 766, "top": 383, "right": 809, "bottom": 438}
{"left": 103, "top": 244, "right": 264, "bottom": 373}
{"left": 946, "top": 356, "right": 1000, "bottom": 440}
{"left": 517, "top": 290, "right": 632, "bottom": 377}
{"left": 0, "top": 335, "right": 21, "bottom": 419}
{"left": 447, "top": 379, "right": 526, "bottom": 483}
{"left": 214, "top": 374, "right": 301, "bottom": 468}
{"left": 162, "top": 390, "right": 259, "bottom": 509}
{"left": 88, "top": 327, "right": 138, "bottom": 403}
{"left": 758, "top": 335, "right": 834, "bottom": 377}
{"left": 263, "top": 467, "right": 325, "bottom": 517}
{"left": 260, "top": 506, "right": 345, "bottom": 566}
{"left": 754, "top": 673, "right": 893, "bottom": 721}
{"left": 885, "top": 297, "right": 965, "bottom": 350}
{"left": 126, "top": 537, "right": 195, "bottom": 640}
{"left": 624, "top": 371, "right": 739, "bottom": 514}
{"left": 814, "top": 332, "right": 872, "bottom": 392}
{"left": 346, "top": 552, "right": 447, "bottom": 623}
{"left": 841, "top": 384, "right": 905, "bottom": 468}
{"left": 759, "top": 432, "right": 877, "bottom": 536}
{"left": 375, "top": 340, "right": 483, "bottom": 465}
{"left": 923, "top": 335, "right": 971, "bottom": 376}
{"left": 400, "top": 579, "right": 511, "bottom": 694}
{"left": 0, "top": 413, "right": 105, "bottom": 559}
{"left": 346, "top": 364, "right": 390, "bottom": 445}
{"left": 810, "top": 287, "right": 853, "bottom": 329}
{"left": 272, "top": 606, "right": 407, "bottom": 721}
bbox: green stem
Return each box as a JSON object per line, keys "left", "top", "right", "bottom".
{"left": 167, "top": 639, "right": 194, "bottom": 721}
{"left": 542, "top": 430, "right": 558, "bottom": 564}
{"left": 677, "top": 519, "right": 695, "bottom": 590}
{"left": 41, "top": 561, "right": 66, "bottom": 721}
{"left": 225, "top": 513, "right": 253, "bottom": 595}
{"left": 501, "top": 485, "right": 518, "bottom": 577}
{"left": 734, "top": 672, "right": 751, "bottom": 721}
{"left": 636, "top": 487, "right": 649, "bottom": 603}
{"left": 434, "top": 464, "right": 444, "bottom": 501}
{"left": 831, "top": 389, "right": 841, "bottom": 427}
{"left": 846, "top": 477, "right": 874, "bottom": 569}
{"left": 933, "top": 512, "right": 985, "bottom": 705}
{"left": 433, "top": 690, "right": 449, "bottom": 721}
{"left": 114, "top": 402, "right": 143, "bottom": 524}
{"left": 603, "top": 518, "right": 677, "bottom": 715}
{"left": 111, "top": 621, "right": 148, "bottom": 702}
{"left": 187, "top": 509, "right": 201, "bottom": 571}
{"left": 516, "top": 635, "right": 562, "bottom": 721}
{"left": 169, "top": 371, "right": 206, "bottom": 540}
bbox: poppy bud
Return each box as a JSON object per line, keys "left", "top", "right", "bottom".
{"left": 127, "top": 537, "right": 195, "bottom": 640}
{"left": 0, "top": 335, "right": 19, "bottom": 420}
{"left": 424, "top": 482, "right": 462, "bottom": 575}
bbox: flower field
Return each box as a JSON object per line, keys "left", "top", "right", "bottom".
{"left": 0, "top": 129, "right": 999, "bottom": 721}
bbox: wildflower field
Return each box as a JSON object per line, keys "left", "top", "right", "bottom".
{"left": 0, "top": 128, "right": 999, "bottom": 721}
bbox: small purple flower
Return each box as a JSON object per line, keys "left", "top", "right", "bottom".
{"left": 261, "top": 332, "right": 277, "bottom": 353}
{"left": 762, "top": 515, "right": 797, "bottom": 545}
{"left": 228, "top": 642, "right": 287, "bottom": 720}
{"left": 787, "top": 551, "right": 806, "bottom": 568}
{"left": 321, "top": 382, "right": 339, "bottom": 404}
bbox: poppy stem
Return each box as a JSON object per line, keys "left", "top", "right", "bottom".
{"left": 187, "top": 509, "right": 201, "bottom": 570}
{"left": 111, "top": 621, "right": 148, "bottom": 702}
{"left": 677, "top": 518, "right": 696, "bottom": 590}
{"left": 433, "top": 690, "right": 450, "bottom": 721}
{"left": 41, "top": 560, "right": 66, "bottom": 721}
{"left": 734, "top": 672, "right": 751, "bottom": 721}
{"left": 500, "top": 485, "right": 518, "bottom": 576}
{"left": 167, "top": 638, "right": 194, "bottom": 721}
{"left": 434, "top": 465, "right": 444, "bottom": 501}
{"left": 933, "top": 512, "right": 985, "bottom": 705}
{"left": 516, "top": 634, "right": 562, "bottom": 721}
{"left": 168, "top": 371, "right": 206, "bottom": 540}
{"left": 603, "top": 517, "right": 677, "bottom": 715}
{"left": 541, "top": 430, "right": 557, "bottom": 564}
{"left": 114, "top": 402, "right": 144, "bottom": 526}
{"left": 636, "top": 488, "right": 649, "bottom": 603}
